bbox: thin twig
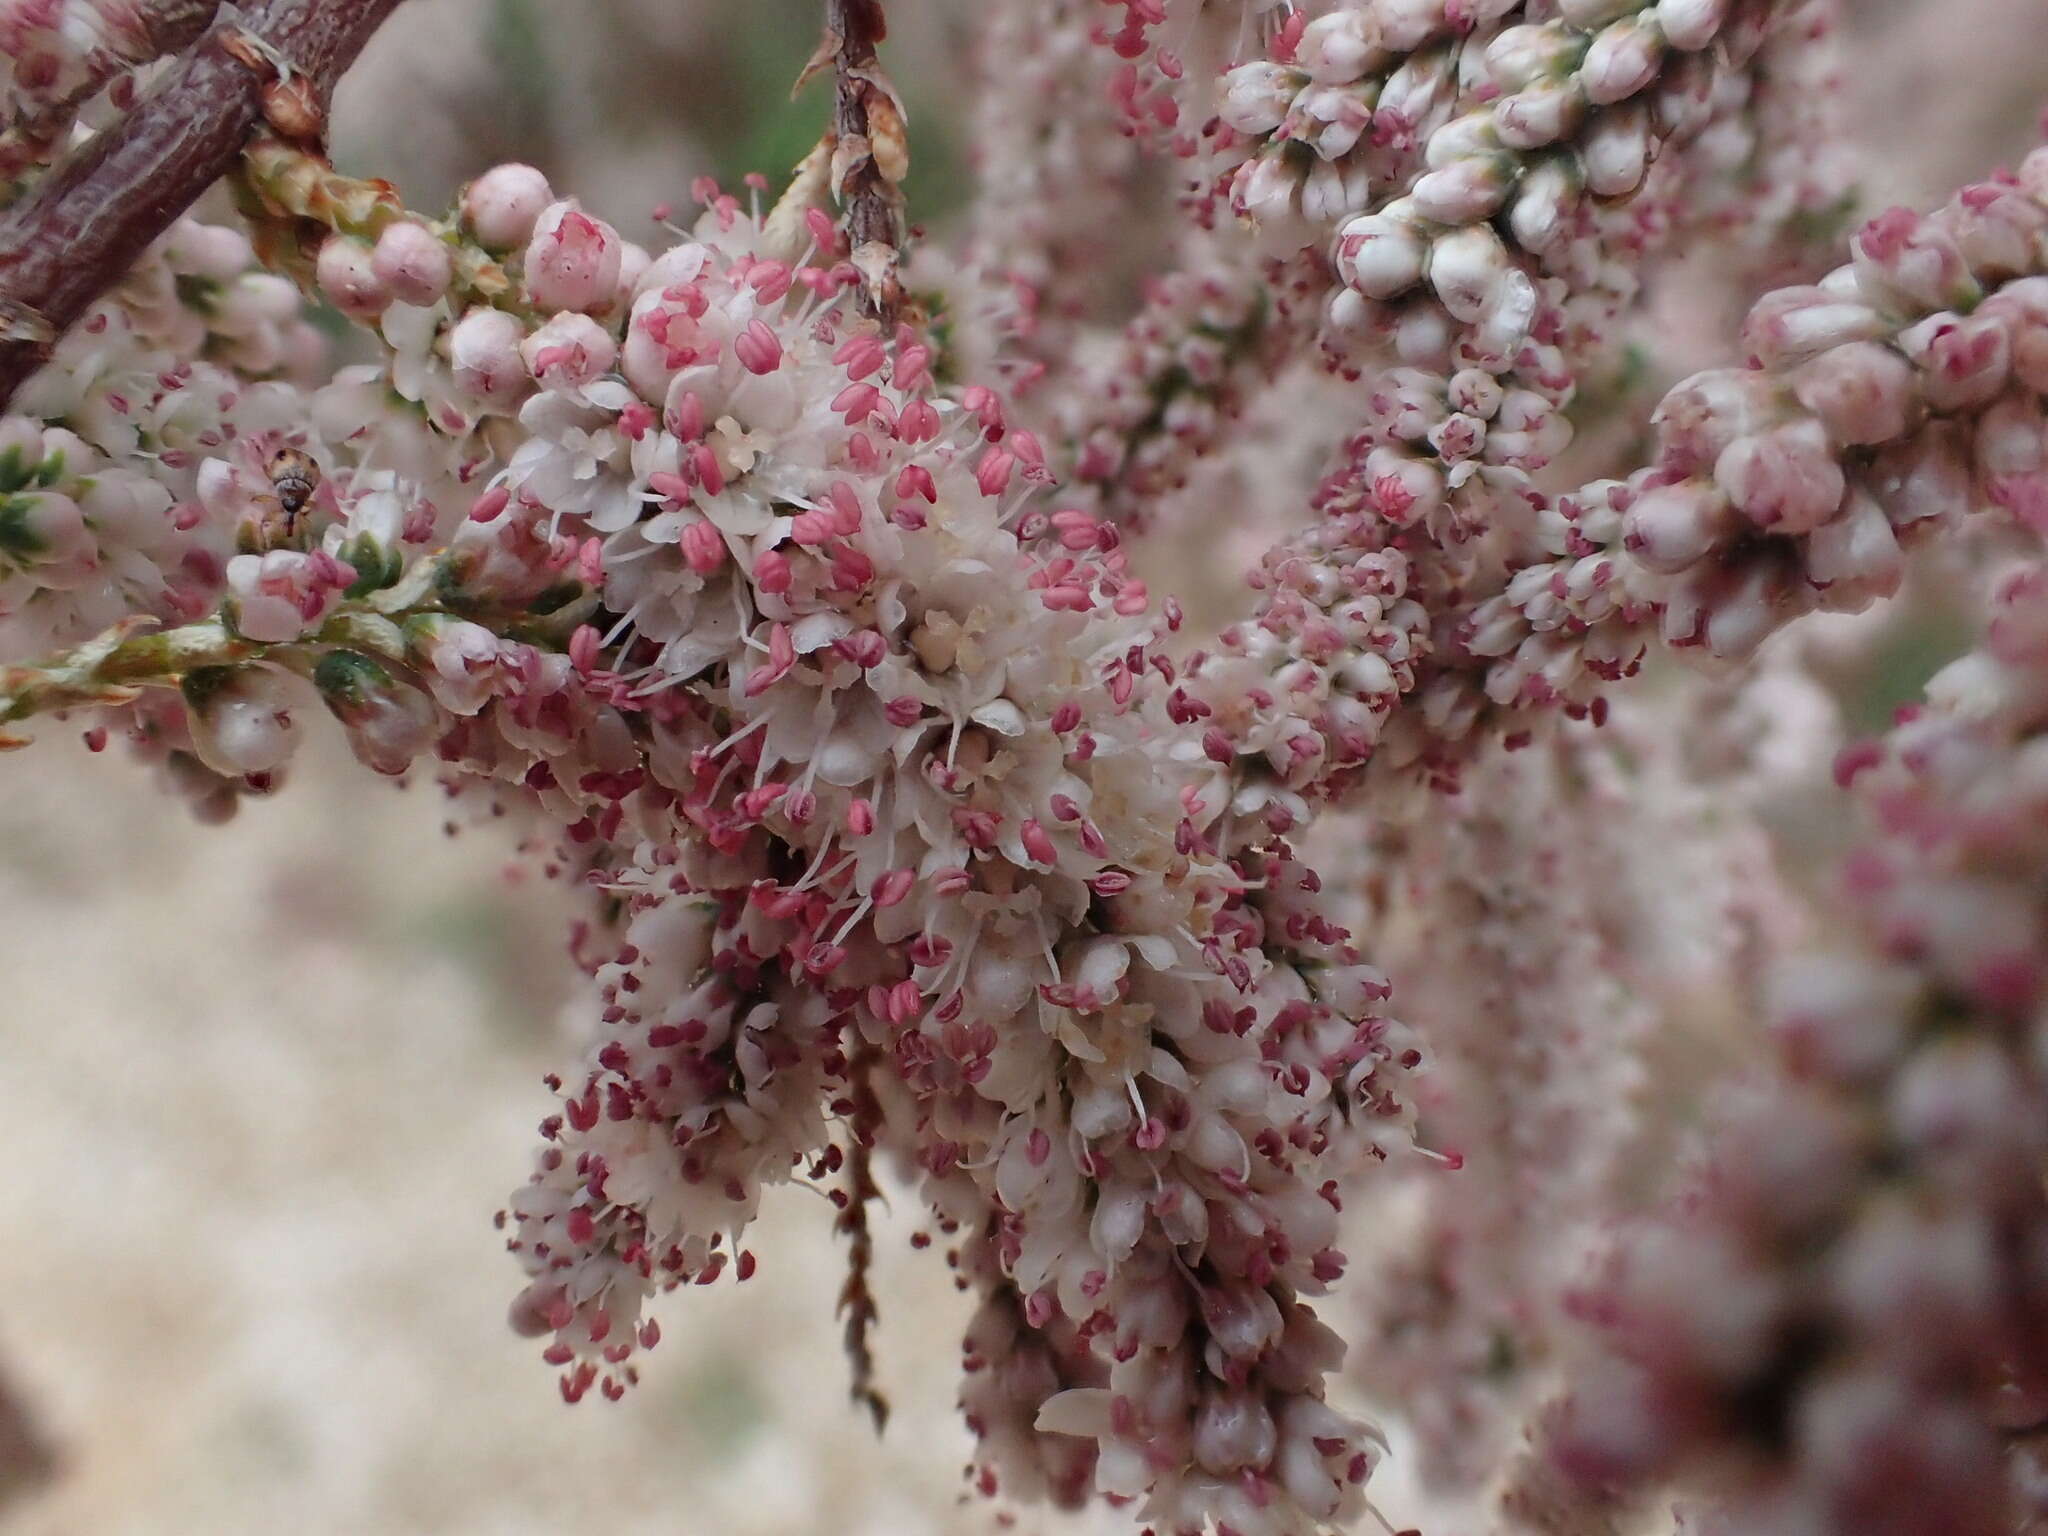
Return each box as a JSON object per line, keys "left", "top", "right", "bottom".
{"left": 835, "top": 1040, "right": 890, "bottom": 1433}
{"left": 0, "top": 547, "right": 594, "bottom": 746}
{"left": 824, "top": 0, "right": 906, "bottom": 323}
{"left": 0, "top": 0, "right": 409, "bottom": 408}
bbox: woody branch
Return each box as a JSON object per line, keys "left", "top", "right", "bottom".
{"left": 0, "top": 0, "right": 407, "bottom": 407}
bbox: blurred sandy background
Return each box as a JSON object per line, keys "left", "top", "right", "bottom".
{"left": 1, "top": 3, "right": 2043, "bottom": 1533}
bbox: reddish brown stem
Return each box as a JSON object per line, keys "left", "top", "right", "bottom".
{"left": 835, "top": 1041, "right": 889, "bottom": 1433}
{"left": 827, "top": 0, "right": 904, "bottom": 322}
{"left": 0, "top": 0, "right": 409, "bottom": 408}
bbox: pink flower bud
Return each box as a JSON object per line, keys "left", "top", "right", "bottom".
{"left": 1335, "top": 210, "right": 1427, "bottom": 299}
{"left": 1715, "top": 419, "right": 1847, "bottom": 534}
{"left": 1655, "top": 0, "right": 1729, "bottom": 50}
{"left": 1791, "top": 343, "right": 1918, "bottom": 446}
{"left": 1493, "top": 81, "right": 1585, "bottom": 149}
{"left": 1300, "top": 158, "right": 1372, "bottom": 224}
{"left": 1427, "top": 222, "right": 1512, "bottom": 321}
{"left": 1231, "top": 154, "right": 1302, "bottom": 225}
{"left": 463, "top": 163, "right": 554, "bottom": 251}
{"left": 0, "top": 489, "right": 91, "bottom": 583}
{"left": 1427, "top": 410, "right": 1486, "bottom": 462}
{"left": 1448, "top": 366, "right": 1504, "bottom": 420}
{"left": 1902, "top": 311, "right": 2012, "bottom": 413}
{"left": 1653, "top": 369, "right": 1780, "bottom": 474}
{"left": 1977, "top": 391, "right": 2048, "bottom": 486}
{"left": 1581, "top": 103, "right": 1651, "bottom": 197}
{"left": 1986, "top": 278, "right": 2048, "bottom": 393}
{"left": 1363, "top": 447, "right": 1445, "bottom": 526}
{"left": 1508, "top": 158, "right": 1579, "bottom": 254}
{"left": 1698, "top": 560, "right": 1791, "bottom": 659}
{"left": 1488, "top": 400, "right": 1572, "bottom": 472}
{"left": 1220, "top": 61, "right": 1302, "bottom": 137}
{"left": 314, "top": 649, "right": 442, "bottom": 776}
{"left": 1805, "top": 490, "right": 1903, "bottom": 606}
{"left": 1296, "top": 82, "right": 1374, "bottom": 159}
{"left": 315, "top": 236, "right": 390, "bottom": 319}
{"left": 167, "top": 219, "right": 256, "bottom": 281}
{"left": 1852, "top": 207, "right": 1979, "bottom": 313}
{"left": 1742, "top": 285, "right": 1889, "bottom": 369}
{"left": 450, "top": 307, "right": 531, "bottom": 407}
{"left": 1410, "top": 155, "right": 1515, "bottom": 224}
{"left": 1867, "top": 423, "right": 1971, "bottom": 531}
{"left": 1298, "top": 10, "right": 1379, "bottom": 84}
{"left": 370, "top": 221, "right": 453, "bottom": 306}
{"left": 1377, "top": 39, "right": 1457, "bottom": 130}
{"left": 1579, "top": 16, "right": 1665, "bottom": 105}
{"left": 1940, "top": 184, "right": 2046, "bottom": 279}
{"left": 523, "top": 202, "right": 625, "bottom": 314}
{"left": 1624, "top": 478, "right": 1736, "bottom": 573}
{"left": 520, "top": 311, "right": 618, "bottom": 389}
{"left": 1486, "top": 23, "right": 1581, "bottom": 90}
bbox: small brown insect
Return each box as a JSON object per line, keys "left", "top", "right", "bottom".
{"left": 266, "top": 447, "right": 320, "bottom": 533}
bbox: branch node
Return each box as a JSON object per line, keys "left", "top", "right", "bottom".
{"left": 216, "top": 4, "right": 298, "bottom": 84}
{"left": 217, "top": 6, "right": 326, "bottom": 145}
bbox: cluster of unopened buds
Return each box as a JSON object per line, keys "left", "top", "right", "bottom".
{"left": 4, "top": 3, "right": 2048, "bottom": 1534}
{"left": 1216, "top": 0, "right": 1763, "bottom": 264}
{"left": 1058, "top": 256, "right": 1279, "bottom": 524}
{"left": 1470, "top": 145, "right": 2048, "bottom": 712}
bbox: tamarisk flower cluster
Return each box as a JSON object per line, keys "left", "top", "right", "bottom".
{"left": 948, "top": 0, "right": 1142, "bottom": 403}
{"left": 1088, "top": 0, "right": 1291, "bottom": 149}
{"left": 9, "top": 4, "right": 2048, "bottom": 1534}
{"left": 0, "top": 211, "right": 322, "bottom": 658}
{"left": 0, "top": 201, "right": 334, "bottom": 809}
{"left": 1348, "top": 726, "right": 1655, "bottom": 1491}
{"left": 1506, "top": 563, "right": 2048, "bottom": 1536}
{"left": 1218, "top": 1, "right": 1763, "bottom": 280}
{"left": 1056, "top": 243, "right": 1283, "bottom": 525}
{"left": 1151, "top": 0, "right": 1761, "bottom": 787}
{"left": 1343, "top": 675, "right": 1816, "bottom": 1501}
{"left": 469, "top": 197, "right": 1422, "bottom": 1536}
{"left": 0, "top": 133, "right": 1425, "bottom": 1530}
{"left": 1471, "top": 146, "right": 2048, "bottom": 710}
